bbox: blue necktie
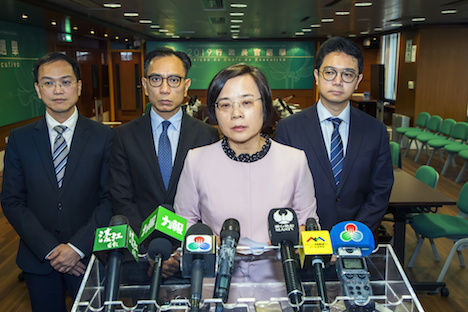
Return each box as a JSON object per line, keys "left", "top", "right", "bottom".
{"left": 53, "top": 125, "right": 69, "bottom": 188}
{"left": 328, "top": 118, "right": 344, "bottom": 185}
{"left": 158, "top": 121, "right": 172, "bottom": 190}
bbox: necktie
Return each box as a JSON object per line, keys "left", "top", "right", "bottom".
{"left": 158, "top": 121, "right": 172, "bottom": 190}
{"left": 328, "top": 118, "right": 344, "bottom": 185}
{"left": 53, "top": 125, "right": 69, "bottom": 188}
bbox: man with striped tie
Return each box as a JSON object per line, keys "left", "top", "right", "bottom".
{"left": 1, "top": 52, "right": 113, "bottom": 311}
{"left": 276, "top": 37, "right": 394, "bottom": 232}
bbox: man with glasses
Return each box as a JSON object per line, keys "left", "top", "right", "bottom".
{"left": 276, "top": 37, "right": 393, "bottom": 232}
{"left": 1, "top": 52, "right": 113, "bottom": 311}
{"left": 110, "top": 48, "right": 218, "bottom": 277}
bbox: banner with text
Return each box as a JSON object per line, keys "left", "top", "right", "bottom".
{"left": 146, "top": 41, "right": 315, "bottom": 90}
{"left": 0, "top": 20, "right": 46, "bottom": 127}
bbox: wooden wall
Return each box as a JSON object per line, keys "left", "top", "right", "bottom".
{"left": 396, "top": 27, "right": 468, "bottom": 124}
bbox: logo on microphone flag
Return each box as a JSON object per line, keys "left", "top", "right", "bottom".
{"left": 185, "top": 235, "right": 213, "bottom": 253}
{"left": 299, "top": 230, "right": 333, "bottom": 266}
{"left": 140, "top": 205, "right": 187, "bottom": 243}
{"left": 339, "top": 223, "right": 364, "bottom": 243}
{"left": 93, "top": 224, "right": 139, "bottom": 262}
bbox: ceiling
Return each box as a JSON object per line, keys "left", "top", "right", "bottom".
{"left": 1, "top": 0, "right": 468, "bottom": 43}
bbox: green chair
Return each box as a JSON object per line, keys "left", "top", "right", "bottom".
{"left": 395, "top": 112, "right": 430, "bottom": 145}
{"left": 408, "top": 182, "right": 468, "bottom": 284}
{"left": 426, "top": 122, "right": 468, "bottom": 166}
{"left": 389, "top": 141, "right": 401, "bottom": 168}
{"left": 441, "top": 122, "right": 468, "bottom": 175}
{"left": 456, "top": 149, "right": 468, "bottom": 183}
{"left": 404, "top": 115, "right": 441, "bottom": 159}
{"left": 414, "top": 118, "right": 454, "bottom": 162}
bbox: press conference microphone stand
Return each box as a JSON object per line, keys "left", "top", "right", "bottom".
{"left": 103, "top": 215, "right": 128, "bottom": 312}
{"left": 147, "top": 238, "right": 173, "bottom": 312}
{"left": 306, "top": 218, "right": 330, "bottom": 312}
{"left": 213, "top": 219, "right": 240, "bottom": 312}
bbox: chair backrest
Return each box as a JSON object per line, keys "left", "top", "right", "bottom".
{"left": 415, "top": 112, "right": 430, "bottom": 128}
{"left": 457, "top": 182, "right": 468, "bottom": 215}
{"left": 425, "top": 115, "right": 442, "bottom": 133}
{"left": 439, "top": 118, "right": 456, "bottom": 137}
{"left": 449, "top": 122, "right": 468, "bottom": 141}
{"left": 389, "top": 141, "right": 400, "bottom": 167}
{"left": 415, "top": 165, "right": 439, "bottom": 189}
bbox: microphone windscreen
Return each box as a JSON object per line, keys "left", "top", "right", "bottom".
{"left": 109, "top": 215, "right": 129, "bottom": 226}
{"left": 305, "top": 218, "right": 319, "bottom": 231}
{"left": 220, "top": 218, "right": 240, "bottom": 241}
{"left": 268, "top": 208, "right": 299, "bottom": 245}
{"left": 186, "top": 222, "right": 213, "bottom": 236}
{"left": 148, "top": 238, "right": 173, "bottom": 261}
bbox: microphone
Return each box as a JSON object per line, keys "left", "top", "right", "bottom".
{"left": 213, "top": 219, "right": 240, "bottom": 311}
{"left": 182, "top": 223, "right": 216, "bottom": 312}
{"left": 268, "top": 208, "right": 304, "bottom": 310}
{"left": 299, "top": 218, "right": 332, "bottom": 311}
{"left": 139, "top": 205, "right": 187, "bottom": 248}
{"left": 147, "top": 238, "right": 173, "bottom": 312}
{"left": 93, "top": 215, "right": 139, "bottom": 312}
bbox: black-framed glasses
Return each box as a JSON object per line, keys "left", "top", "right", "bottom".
{"left": 215, "top": 97, "right": 262, "bottom": 113}
{"left": 319, "top": 68, "right": 358, "bottom": 83}
{"left": 146, "top": 75, "right": 184, "bottom": 88}
{"left": 39, "top": 80, "right": 78, "bottom": 90}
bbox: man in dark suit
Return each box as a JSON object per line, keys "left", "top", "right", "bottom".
{"left": 110, "top": 48, "right": 218, "bottom": 276}
{"left": 275, "top": 37, "right": 393, "bottom": 232}
{"left": 1, "top": 52, "right": 113, "bottom": 311}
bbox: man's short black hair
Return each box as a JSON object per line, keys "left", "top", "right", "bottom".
{"left": 33, "top": 52, "right": 81, "bottom": 82}
{"left": 315, "top": 37, "right": 363, "bottom": 74}
{"left": 144, "top": 47, "right": 191, "bottom": 77}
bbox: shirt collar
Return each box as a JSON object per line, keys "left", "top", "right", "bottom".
{"left": 45, "top": 106, "right": 79, "bottom": 132}
{"left": 317, "top": 100, "right": 350, "bottom": 125}
{"left": 150, "top": 106, "right": 183, "bottom": 131}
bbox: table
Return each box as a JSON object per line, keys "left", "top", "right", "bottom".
{"left": 388, "top": 168, "right": 456, "bottom": 293}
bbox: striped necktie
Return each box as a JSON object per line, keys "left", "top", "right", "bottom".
{"left": 328, "top": 117, "right": 344, "bottom": 185}
{"left": 158, "top": 121, "right": 172, "bottom": 190}
{"left": 53, "top": 125, "right": 69, "bottom": 188}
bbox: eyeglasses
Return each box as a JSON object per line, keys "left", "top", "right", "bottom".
{"left": 215, "top": 97, "right": 262, "bottom": 113}
{"left": 319, "top": 68, "right": 358, "bottom": 83}
{"left": 146, "top": 75, "right": 184, "bottom": 88}
{"left": 39, "top": 80, "right": 78, "bottom": 90}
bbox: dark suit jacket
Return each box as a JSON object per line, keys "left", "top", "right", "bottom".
{"left": 110, "top": 112, "right": 219, "bottom": 234}
{"left": 275, "top": 104, "right": 394, "bottom": 231}
{"left": 1, "top": 115, "right": 114, "bottom": 274}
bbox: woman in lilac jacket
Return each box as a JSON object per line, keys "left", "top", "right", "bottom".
{"left": 174, "top": 64, "right": 318, "bottom": 285}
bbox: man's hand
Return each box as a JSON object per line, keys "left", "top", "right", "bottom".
{"left": 48, "top": 243, "right": 85, "bottom": 276}
{"left": 147, "top": 252, "right": 181, "bottom": 279}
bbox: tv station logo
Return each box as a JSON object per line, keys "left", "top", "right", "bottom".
{"left": 185, "top": 235, "right": 213, "bottom": 253}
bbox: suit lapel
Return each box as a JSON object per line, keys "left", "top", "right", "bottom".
{"left": 338, "top": 107, "right": 364, "bottom": 189}
{"left": 33, "top": 118, "right": 58, "bottom": 193}
{"left": 134, "top": 114, "right": 167, "bottom": 192}
{"left": 60, "top": 115, "right": 90, "bottom": 195}
{"left": 302, "top": 106, "right": 337, "bottom": 189}
{"left": 167, "top": 113, "right": 194, "bottom": 194}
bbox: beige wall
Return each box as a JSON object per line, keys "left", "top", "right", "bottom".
{"left": 396, "top": 27, "right": 468, "bottom": 124}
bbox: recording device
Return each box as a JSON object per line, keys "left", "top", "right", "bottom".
{"left": 299, "top": 218, "right": 332, "bottom": 311}
{"left": 330, "top": 221, "right": 376, "bottom": 312}
{"left": 268, "top": 208, "right": 304, "bottom": 310}
{"left": 147, "top": 238, "right": 173, "bottom": 312}
{"left": 182, "top": 223, "right": 216, "bottom": 312}
{"left": 213, "top": 219, "right": 240, "bottom": 312}
{"left": 93, "top": 215, "right": 139, "bottom": 312}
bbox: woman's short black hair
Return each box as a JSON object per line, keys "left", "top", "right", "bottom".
{"left": 315, "top": 36, "right": 364, "bottom": 74}
{"left": 33, "top": 52, "right": 81, "bottom": 82}
{"left": 206, "top": 63, "right": 273, "bottom": 129}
